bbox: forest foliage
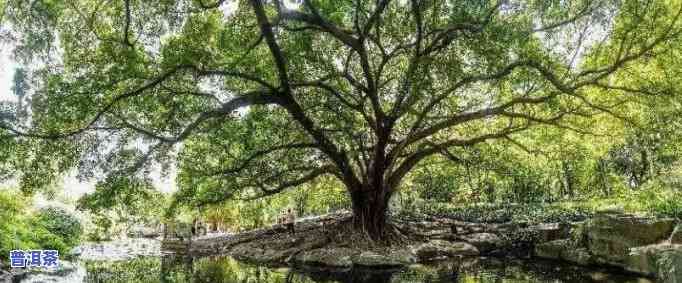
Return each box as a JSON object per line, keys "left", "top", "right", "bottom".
{"left": 0, "top": 0, "right": 682, "bottom": 238}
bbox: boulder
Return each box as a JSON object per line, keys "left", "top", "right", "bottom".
{"left": 461, "top": 233, "right": 503, "bottom": 253}
{"left": 351, "top": 251, "right": 407, "bottom": 268}
{"left": 468, "top": 226, "right": 485, "bottom": 233}
{"left": 412, "top": 240, "right": 479, "bottom": 262}
{"left": 535, "top": 239, "right": 568, "bottom": 260}
{"left": 3, "top": 269, "right": 28, "bottom": 282}
{"left": 409, "top": 221, "right": 453, "bottom": 238}
{"left": 626, "top": 243, "right": 682, "bottom": 281}
{"left": 69, "top": 246, "right": 83, "bottom": 257}
{"left": 260, "top": 248, "right": 295, "bottom": 263}
{"left": 531, "top": 223, "right": 570, "bottom": 243}
{"left": 657, "top": 246, "right": 682, "bottom": 283}
{"left": 230, "top": 245, "right": 290, "bottom": 263}
{"left": 415, "top": 221, "right": 448, "bottom": 231}
{"left": 627, "top": 244, "right": 666, "bottom": 276}
{"left": 587, "top": 212, "right": 675, "bottom": 263}
{"left": 0, "top": 267, "right": 9, "bottom": 281}
{"left": 37, "top": 260, "right": 79, "bottom": 276}
{"left": 562, "top": 247, "right": 594, "bottom": 266}
{"left": 294, "top": 248, "right": 355, "bottom": 268}
{"left": 670, "top": 225, "right": 682, "bottom": 245}
{"left": 535, "top": 239, "right": 593, "bottom": 266}
{"left": 415, "top": 229, "right": 451, "bottom": 238}
{"left": 569, "top": 221, "right": 588, "bottom": 246}
{"left": 487, "top": 223, "right": 515, "bottom": 237}
{"left": 387, "top": 249, "right": 418, "bottom": 265}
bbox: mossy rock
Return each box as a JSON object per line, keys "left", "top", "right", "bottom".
{"left": 587, "top": 212, "right": 675, "bottom": 263}
{"left": 294, "top": 248, "right": 355, "bottom": 268}
{"left": 626, "top": 243, "right": 682, "bottom": 282}
{"left": 535, "top": 239, "right": 568, "bottom": 260}
{"left": 657, "top": 247, "right": 682, "bottom": 283}
{"left": 569, "top": 221, "right": 588, "bottom": 246}
{"left": 535, "top": 239, "right": 594, "bottom": 266}
{"left": 562, "top": 248, "right": 594, "bottom": 266}
{"left": 352, "top": 251, "right": 407, "bottom": 268}
{"left": 412, "top": 240, "right": 479, "bottom": 262}
{"left": 230, "top": 245, "right": 289, "bottom": 264}
{"left": 461, "top": 233, "right": 503, "bottom": 253}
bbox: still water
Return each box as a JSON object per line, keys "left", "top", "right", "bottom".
{"left": 19, "top": 255, "right": 654, "bottom": 283}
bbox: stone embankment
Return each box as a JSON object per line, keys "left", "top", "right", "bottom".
{"left": 162, "top": 210, "right": 681, "bottom": 282}
{"left": 162, "top": 210, "right": 569, "bottom": 268}
{"left": 535, "top": 210, "right": 681, "bottom": 283}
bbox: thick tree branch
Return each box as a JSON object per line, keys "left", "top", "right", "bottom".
{"left": 250, "top": 0, "right": 364, "bottom": 190}
{"left": 245, "top": 165, "right": 337, "bottom": 200}
{"left": 122, "top": 0, "right": 134, "bottom": 47}
{"left": 388, "top": 124, "right": 529, "bottom": 189}
{"left": 210, "top": 142, "right": 319, "bottom": 176}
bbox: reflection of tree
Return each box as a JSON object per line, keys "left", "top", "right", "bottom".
{"left": 298, "top": 267, "right": 394, "bottom": 283}
{"left": 159, "top": 255, "right": 398, "bottom": 283}
{"left": 85, "top": 257, "right": 164, "bottom": 282}
{"left": 87, "top": 255, "right": 644, "bottom": 282}
{"left": 160, "top": 255, "right": 193, "bottom": 283}
{"left": 181, "top": 256, "right": 292, "bottom": 283}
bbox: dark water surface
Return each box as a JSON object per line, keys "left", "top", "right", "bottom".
{"left": 68, "top": 255, "right": 654, "bottom": 283}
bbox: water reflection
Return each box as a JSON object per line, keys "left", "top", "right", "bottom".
{"left": 78, "top": 255, "right": 652, "bottom": 283}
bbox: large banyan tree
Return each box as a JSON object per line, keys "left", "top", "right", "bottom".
{"left": 1, "top": 0, "right": 681, "bottom": 239}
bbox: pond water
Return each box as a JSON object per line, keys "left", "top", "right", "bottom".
{"left": 16, "top": 255, "right": 655, "bottom": 283}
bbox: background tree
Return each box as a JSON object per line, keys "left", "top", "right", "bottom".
{"left": 2, "top": 0, "right": 682, "bottom": 240}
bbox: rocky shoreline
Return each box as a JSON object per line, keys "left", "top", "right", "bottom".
{"left": 163, "top": 211, "right": 574, "bottom": 267}
{"left": 4, "top": 210, "right": 679, "bottom": 282}
{"left": 535, "top": 210, "right": 682, "bottom": 282}
{"left": 161, "top": 210, "right": 681, "bottom": 282}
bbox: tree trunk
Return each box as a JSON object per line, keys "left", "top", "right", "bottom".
{"left": 349, "top": 187, "right": 392, "bottom": 241}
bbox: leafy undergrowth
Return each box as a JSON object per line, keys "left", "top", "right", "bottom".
{"left": 397, "top": 181, "right": 682, "bottom": 224}
{"left": 0, "top": 190, "right": 82, "bottom": 265}
{"left": 576, "top": 185, "right": 682, "bottom": 219}
{"left": 399, "top": 189, "right": 681, "bottom": 225}
{"left": 401, "top": 202, "right": 592, "bottom": 224}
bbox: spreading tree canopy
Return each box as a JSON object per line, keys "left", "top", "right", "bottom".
{"left": 2, "top": 0, "right": 682, "bottom": 239}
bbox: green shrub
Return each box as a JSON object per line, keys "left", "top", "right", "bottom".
{"left": 580, "top": 181, "right": 682, "bottom": 219}
{"left": 0, "top": 189, "right": 33, "bottom": 261}
{"left": 403, "top": 202, "right": 591, "bottom": 224}
{"left": 646, "top": 190, "right": 682, "bottom": 219}
{"left": 35, "top": 207, "right": 82, "bottom": 248}
{"left": 0, "top": 190, "right": 82, "bottom": 262}
{"left": 29, "top": 225, "right": 69, "bottom": 254}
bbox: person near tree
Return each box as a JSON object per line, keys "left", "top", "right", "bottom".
{"left": 285, "top": 208, "right": 296, "bottom": 235}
